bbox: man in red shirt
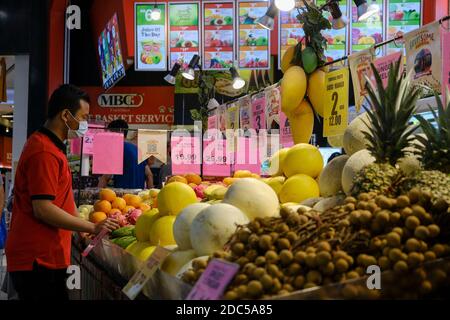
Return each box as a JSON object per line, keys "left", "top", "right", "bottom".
{"left": 6, "top": 84, "right": 119, "bottom": 300}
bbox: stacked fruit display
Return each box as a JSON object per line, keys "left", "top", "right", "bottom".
{"left": 176, "top": 60, "right": 450, "bottom": 299}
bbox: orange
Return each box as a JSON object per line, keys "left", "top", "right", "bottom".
{"left": 94, "top": 200, "right": 112, "bottom": 213}
{"left": 139, "top": 203, "right": 151, "bottom": 212}
{"left": 122, "top": 205, "right": 135, "bottom": 215}
{"left": 123, "top": 194, "right": 133, "bottom": 204}
{"left": 167, "top": 175, "right": 188, "bottom": 184}
{"left": 223, "top": 177, "right": 238, "bottom": 186}
{"left": 99, "top": 188, "right": 116, "bottom": 202}
{"left": 90, "top": 211, "right": 107, "bottom": 223}
{"left": 108, "top": 208, "right": 122, "bottom": 217}
{"left": 152, "top": 197, "right": 158, "bottom": 208}
{"left": 184, "top": 173, "right": 202, "bottom": 185}
{"left": 126, "top": 194, "right": 142, "bottom": 207}
{"left": 111, "top": 197, "right": 126, "bottom": 210}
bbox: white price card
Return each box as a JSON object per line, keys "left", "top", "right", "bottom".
{"left": 122, "top": 246, "right": 171, "bottom": 300}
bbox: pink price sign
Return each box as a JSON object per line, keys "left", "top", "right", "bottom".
{"left": 233, "top": 137, "right": 260, "bottom": 174}
{"left": 251, "top": 94, "right": 266, "bottom": 132}
{"left": 186, "top": 259, "right": 240, "bottom": 300}
{"left": 442, "top": 29, "right": 450, "bottom": 104}
{"left": 83, "top": 124, "right": 105, "bottom": 155}
{"left": 203, "top": 138, "right": 231, "bottom": 177}
{"left": 279, "top": 111, "right": 294, "bottom": 148}
{"left": 373, "top": 51, "right": 403, "bottom": 88}
{"left": 171, "top": 136, "right": 201, "bottom": 175}
{"left": 208, "top": 115, "right": 217, "bottom": 130}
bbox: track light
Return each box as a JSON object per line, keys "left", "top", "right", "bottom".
{"left": 328, "top": 1, "right": 347, "bottom": 30}
{"left": 150, "top": 4, "right": 161, "bottom": 20}
{"left": 164, "top": 63, "right": 181, "bottom": 85}
{"left": 182, "top": 54, "right": 200, "bottom": 81}
{"left": 230, "top": 67, "right": 245, "bottom": 90}
{"left": 354, "top": 0, "right": 379, "bottom": 21}
{"left": 274, "top": 0, "right": 295, "bottom": 12}
{"left": 256, "top": 1, "right": 277, "bottom": 30}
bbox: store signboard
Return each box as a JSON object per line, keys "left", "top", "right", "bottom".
{"left": 387, "top": 0, "right": 422, "bottom": 54}
{"left": 202, "top": 1, "right": 235, "bottom": 70}
{"left": 83, "top": 86, "right": 174, "bottom": 125}
{"left": 98, "top": 13, "right": 125, "bottom": 90}
{"left": 351, "top": 0, "right": 383, "bottom": 55}
{"left": 323, "top": 68, "right": 349, "bottom": 137}
{"left": 203, "top": 138, "right": 231, "bottom": 176}
{"left": 135, "top": 3, "right": 167, "bottom": 71}
{"left": 278, "top": 2, "right": 305, "bottom": 69}
{"left": 168, "top": 2, "right": 201, "bottom": 69}
{"left": 317, "top": 0, "right": 347, "bottom": 61}
{"left": 237, "top": 0, "right": 270, "bottom": 70}
{"left": 171, "top": 135, "right": 201, "bottom": 175}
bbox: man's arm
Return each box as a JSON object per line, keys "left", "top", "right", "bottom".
{"left": 32, "top": 200, "right": 119, "bottom": 234}
{"left": 98, "top": 174, "right": 112, "bottom": 188}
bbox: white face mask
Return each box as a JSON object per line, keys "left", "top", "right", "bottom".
{"left": 66, "top": 112, "right": 88, "bottom": 139}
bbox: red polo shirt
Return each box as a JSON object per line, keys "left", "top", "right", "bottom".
{"left": 6, "top": 127, "right": 76, "bottom": 271}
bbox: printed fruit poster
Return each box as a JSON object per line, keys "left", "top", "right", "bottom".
{"left": 238, "top": 1, "right": 270, "bottom": 70}
{"left": 265, "top": 85, "right": 280, "bottom": 132}
{"left": 317, "top": 0, "right": 347, "bottom": 62}
{"left": 239, "top": 95, "right": 253, "bottom": 136}
{"left": 404, "top": 21, "right": 442, "bottom": 96}
{"left": 135, "top": 3, "right": 167, "bottom": 71}
{"left": 351, "top": 0, "right": 383, "bottom": 54}
{"left": 168, "top": 2, "right": 201, "bottom": 69}
{"left": 387, "top": 0, "right": 421, "bottom": 54}
{"left": 203, "top": 1, "right": 235, "bottom": 70}
{"left": 278, "top": 4, "right": 304, "bottom": 69}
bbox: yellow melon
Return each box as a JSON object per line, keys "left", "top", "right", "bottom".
{"left": 281, "top": 66, "right": 307, "bottom": 114}
{"left": 279, "top": 174, "right": 320, "bottom": 204}
{"left": 283, "top": 143, "right": 324, "bottom": 178}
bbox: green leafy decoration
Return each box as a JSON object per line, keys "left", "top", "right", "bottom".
{"left": 190, "top": 72, "right": 216, "bottom": 129}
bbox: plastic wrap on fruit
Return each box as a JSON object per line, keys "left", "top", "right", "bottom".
{"left": 127, "top": 209, "right": 142, "bottom": 225}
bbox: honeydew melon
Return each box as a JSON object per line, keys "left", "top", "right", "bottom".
{"left": 343, "top": 112, "right": 371, "bottom": 156}
{"left": 318, "top": 155, "right": 349, "bottom": 197}
{"left": 341, "top": 149, "right": 375, "bottom": 195}
{"left": 173, "top": 203, "right": 210, "bottom": 250}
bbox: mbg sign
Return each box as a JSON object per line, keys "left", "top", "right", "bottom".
{"left": 98, "top": 94, "right": 144, "bottom": 108}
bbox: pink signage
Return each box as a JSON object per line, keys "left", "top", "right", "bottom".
{"left": 442, "top": 29, "right": 450, "bottom": 105}
{"left": 373, "top": 51, "right": 403, "bottom": 88}
{"left": 233, "top": 137, "right": 260, "bottom": 174}
{"left": 203, "top": 138, "right": 231, "bottom": 177}
{"left": 279, "top": 111, "right": 294, "bottom": 148}
{"left": 208, "top": 115, "right": 217, "bottom": 130}
{"left": 171, "top": 136, "right": 201, "bottom": 175}
{"left": 251, "top": 93, "right": 266, "bottom": 132}
{"left": 92, "top": 132, "right": 124, "bottom": 175}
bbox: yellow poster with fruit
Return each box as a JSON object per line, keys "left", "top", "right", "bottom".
{"left": 323, "top": 68, "right": 349, "bottom": 137}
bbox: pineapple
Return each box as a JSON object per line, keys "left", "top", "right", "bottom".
{"left": 400, "top": 170, "right": 450, "bottom": 204}
{"left": 413, "top": 90, "right": 450, "bottom": 174}
{"left": 351, "top": 58, "right": 421, "bottom": 196}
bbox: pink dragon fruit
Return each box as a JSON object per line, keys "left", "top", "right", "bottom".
{"left": 193, "top": 184, "right": 207, "bottom": 199}
{"left": 109, "top": 211, "right": 129, "bottom": 227}
{"left": 127, "top": 209, "right": 142, "bottom": 225}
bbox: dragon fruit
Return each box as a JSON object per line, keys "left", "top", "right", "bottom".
{"left": 127, "top": 209, "right": 142, "bottom": 225}
{"left": 109, "top": 211, "right": 129, "bottom": 227}
{"left": 193, "top": 184, "right": 208, "bottom": 199}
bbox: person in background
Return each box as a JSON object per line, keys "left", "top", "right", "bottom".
{"left": 98, "top": 119, "right": 146, "bottom": 189}
{"left": 5, "top": 84, "right": 119, "bottom": 300}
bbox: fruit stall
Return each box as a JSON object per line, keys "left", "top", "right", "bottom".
{"left": 68, "top": 0, "right": 450, "bottom": 300}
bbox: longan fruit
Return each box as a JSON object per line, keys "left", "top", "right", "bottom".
{"left": 400, "top": 207, "right": 413, "bottom": 219}
{"left": 316, "top": 251, "right": 332, "bottom": 266}
{"left": 405, "top": 238, "right": 422, "bottom": 253}
{"left": 253, "top": 267, "right": 266, "bottom": 279}
{"left": 260, "top": 274, "right": 273, "bottom": 290}
{"left": 279, "top": 250, "right": 294, "bottom": 266}
{"left": 359, "top": 210, "right": 373, "bottom": 225}
{"left": 367, "top": 202, "right": 379, "bottom": 213}
{"left": 386, "top": 232, "right": 402, "bottom": 247}
{"left": 392, "top": 227, "right": 404, "bottom": 237}
{"left": 414, "top": 226, "right": 430, "bottom": 240}
{"left": 255, "top": 256, "right": 266, "bottom": 266}
{"left": 322, "top": 262, "right": 335, "bottom": 276}
{"left": 247, "top": 280, "right": 263, "bottom": 297}
{"left": 350, "top": 210, "right": 361, "bottom": 224}
{"left": 224, "top": 290, "right": 238, "bottom": 300}
{"left": 288, "top": 262, "right": 301, "bottom": 276}
{"left": 265, "top": 250, "right": 279, "bottom": 263}
{"left": 317, "top": 241, "right": 332, "bottom": 252}
{"left": 424, "top": 251, "right": 437, "bottom": 261}
{"left": 375, "top": 210, "right": 390, "bottom": 225}
{"left": 248, "top": 234, "right": 259, "bottom": 248}
{"left": 356, "top": 201, "right": 368, "bottom": 210}
{"left": 344, "top": 203, "right": 356, "bottom": 211}
{"left": 306, "top": 270, "right": 322, "bottom": 285}
{"left": 407, "top": 252, "right": 424, "bottom": 268}
{"left": 408, "top": 188, "right": 421, "bottom": 204}
{"left": 428, "top": 224, "right": 440, "bottom": 238}
{"left": 432, "top": 244, "right": 446, "bottom": 257}
{"left": 236, "top": 257, "right": 249, "bottom": 267}
{"left": 405, "top": 216, "right": 421, "bottom": 230}
{"left": 335, "top": 258, "right": 349, "bottom": 273}
{"left": 277, "top": 238, "right": 291, "bottom": 250}
{"left": 378, "top": 256, "right": 391, "bottom": 271}
{"left": 411, "top": 205, "right": 426, "bottom": 218}
{"left": 258, "top": 234, "right": 272, "bottom": 250}
{"left": 276, "top": 223, "right": 289, "bottom": 233}
{"left": 378, "top": 197, "right": 393, "bottom": 209}
{"left": 294, "top": 275, "right": 306, "bottom": 289}
{"left": 294, "top": 251, "right": 307, "bottom": 264}
{"left": 271, "top": 278, "right": 282, "bottom": 293}
{"left": 419, "top": 280, "right": 432, "bottom": 295}
{"left": 346, "top": 271, "right": 360, "bottom": 279}
{"left": 286, "top": 231, "right": 298, "bottom": 243}
{"left": 358, "top": 193, "right": 370, "bottom": 201}
{"left": 267, "top": 264, "right": 280, "bottom": 277}
{"left": 393, "top": 260, "right": 409, "bottom": 273}
{"left": 305, "top": 253, "right": 317, "bottom": 268}
{"left": 396, "top": 195, "right": 410, "bottom": 208}
{"left": 234, "top": 273, "right": 249, "bottom": 285}
{"left": 389, "top": 248, "right": 404, "bottom": 262}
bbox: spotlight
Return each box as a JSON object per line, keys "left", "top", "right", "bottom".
{"left": 354, "top": 0, "right": 379, "bottom": 21}
{"left": 256, "top": 1, "right": 277, "bottom": 30}
{"left": 164, "top": 63, "right": 181, "bottom": 85}
{"left": 230, "top": 67, "right": 245, "bottom": 90}
{"left": 328, "top": 1, "right": 347, "bottom": 30}
{"left": 274, "top": 0, "right": 295, "bottom": 12}
{"left": 182, "top": 54, "right": 200, "bottom": 81}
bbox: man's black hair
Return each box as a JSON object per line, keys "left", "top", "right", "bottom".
{"left": 108, "top": 119, "right": 129, "bottom": 137}
{"left": 47, "top": 84, "right": 90, "bottom": 119}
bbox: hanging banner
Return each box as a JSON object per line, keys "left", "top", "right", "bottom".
{"left": 387, "top": 0, "right": 422, "bottom": 54}
{"left": 239, "top": 95, "right": 252, "bottom": 135}
{"left": 278, "top": 2, "right": 305, "bottom": 69}
{"left": 137, "top": 130, "right": 167, "bottom": 164}
{"left": 265, "top": 85, "right": 280, "bottom": 132}
{"left": 251, "top": 92, "right": 266, "bottom": 132}
{"left": 92, "top": 132, "right": 124, "bottom": 175}
{"left": 317, "top": 0, "right": 347, "bottom": 61}
{"left": 217, "top": 104, "right": 228, "bottom": 137}
{"left": 202, "top": 1, "right": 235, "bottom": 71}
{"left": 237, "top": 0, "right": 270, "bottom": 70}
{"left": 81, "top": 124, "right": 106, "bottom": 155}
{"left": 226, "top": 102, "right": 239, "bottom": 130}
{"left": 348, "top": 49, "right": 374, "bottom": 112}
{"left": 323, "top": 68, "right": 349, "bottom": 137}
{"left": 171, "top": 135, "right": 201, "bottom": 175}
{"left": 351, "top": 0, "right": 383, "bottom": 54}
{"left": 234, "top": 136, "right": 260, "bottom": 174}
{"left": 442, "top": 28, "right": 450, "bottom": 104}
{"left": 373, "top": 51, "right": 403, "bottom": 88}
{"left": 279, "top": 111, "right": 294, "bottom": 148}
{"left": 207, "top": 114, "right": 218, "bottom": 130}
{"left": 168, "top": 2, "right": 201, "bottom": 69}
{"left": 404, "top": 21, "right": 442, "bottom": 96}
{"left": 203, "top": 138, "right": 231, "bottom": 176}
{"left": 135, "top": 3, "right": 167, "bottom": 71}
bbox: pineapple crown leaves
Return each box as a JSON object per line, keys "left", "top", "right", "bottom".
{"left": 296, "top": 0, "right": 331, "bottom": 64}
{"left": 361, "top": 57, "right": 421, "bottom": 166}
{"left": 414, "top": 88, "right": 450, "bottom": 173}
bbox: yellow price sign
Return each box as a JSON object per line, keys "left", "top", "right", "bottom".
{"left": 323, "top": 68, "right": 349, "bottom": 137}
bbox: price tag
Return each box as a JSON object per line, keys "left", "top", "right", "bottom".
{"left": 82, "top": 228, "right": 108, "bottom": 257}
{"left": 122, "top": 246, "right": 171, "bottom": 300}
{"left": 323, "top": 68, "right": 349, "bottom": 137}
{"left": 186, "top": 259, "right": 239, "bottom": 300}
{"left": 171, "top": 136, "right": 201, "bottom": 175}
{"left": 203, "top": 138, "right": 231, "bottom": 177}
{"left": 234, "top": 137, "right": 260, "bottom": 174}
{"left": 83, "top": 124, "right": 105, "bottom": 155}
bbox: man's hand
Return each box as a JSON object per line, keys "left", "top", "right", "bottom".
{"left": 93, "top": 218, "right": 120, "bottom": 234}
